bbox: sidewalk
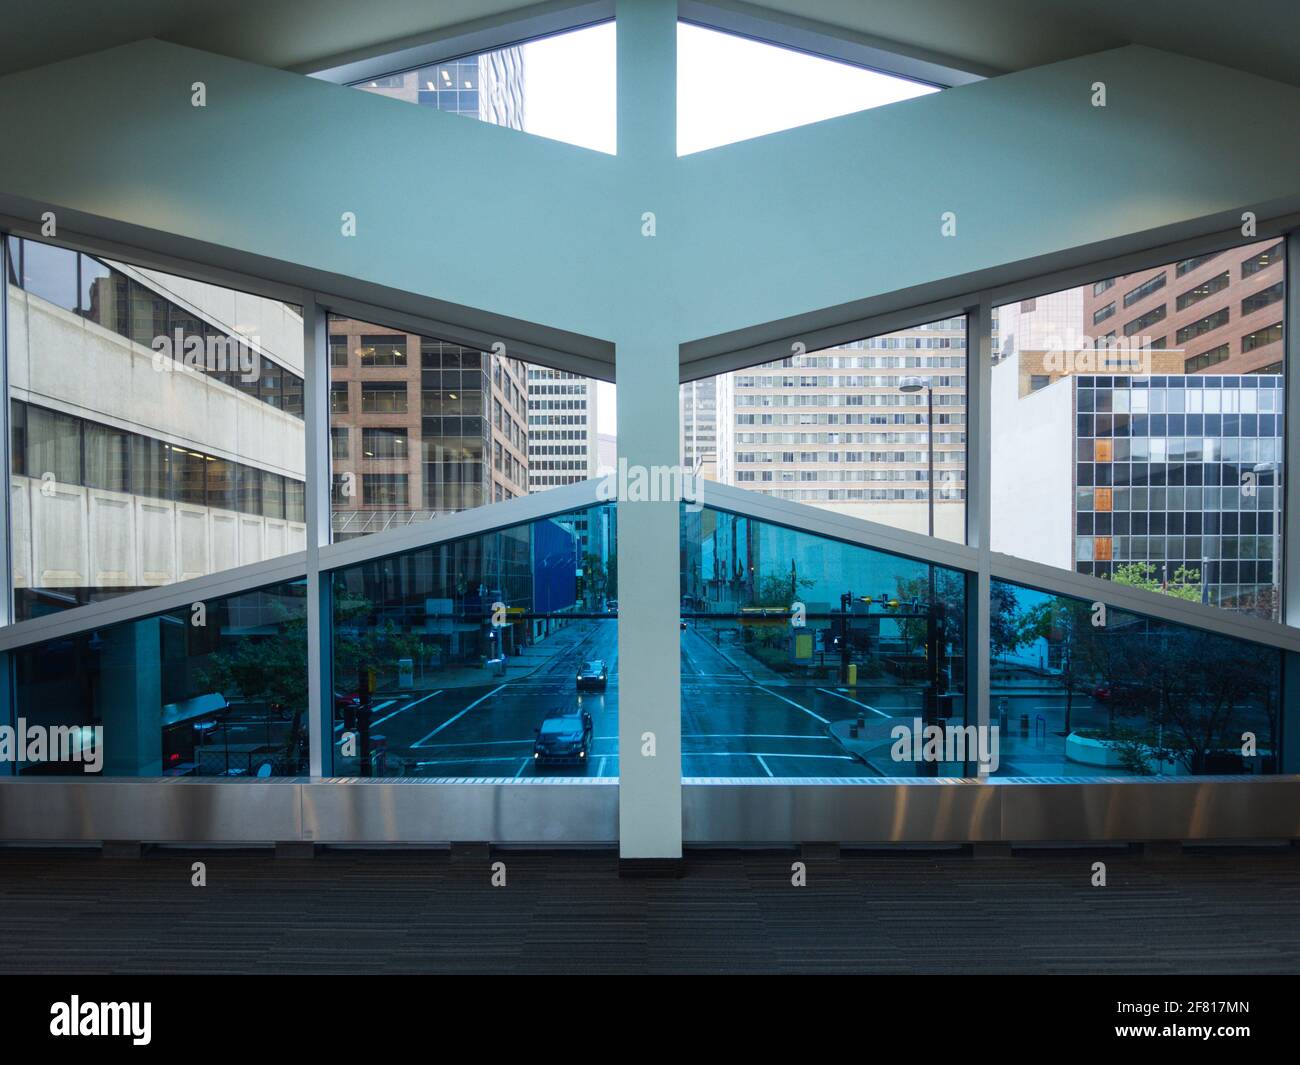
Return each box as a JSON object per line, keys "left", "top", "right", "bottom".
{"left": 684, "top": 628, "right": 790, "bottom": 684}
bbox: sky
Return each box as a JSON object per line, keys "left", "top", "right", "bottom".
{"left": 506, "top": 20, "right": 938, "bottom": 434}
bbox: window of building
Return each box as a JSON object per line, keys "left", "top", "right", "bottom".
{"left": 362, "top": 428, "right": 409, "bottom": 460}
{"left": 1242, "top": 323, "right": 1283, "bottom": 353}
{"left": 1123, "top": 305, "right": 1167, "bottom": 337}
{"left": 1184, "top": 344, "right": 1230, "bottom": 372}
{"left": 1242, "top": 282, "right": 1283, "bottom": 316}
{"left": 1176, "top": 252, "right": 1221, "bottom": 276}
{"left": 1176, "top": 271, "right": 1229, "bottom": 311}
{"left": 357, "top": 335, "right": 408, "bottom": 367}
{"left": 1242, "top": 243, "right": 1282, "bottom": 277}
{"left": 363, "top": 474, "right": 409, "bottom": 506}
{"left": 1177, "top": 307, "right": 1230, "bottom": 345}
{"left": 361, "top": 382, "right": 408, "bottom": 413}
{"left": 1122, "top": 272, "right": 1166, "bottom": 307}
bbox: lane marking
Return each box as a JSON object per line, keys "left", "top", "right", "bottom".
{"left": 817, "top": 688, "right": 890, "bottom": 718}
{"left": 333, "top": 700, "right": 396, "bottom": 745}
{"left": 413, "top": 684, "right": 508, "bottom": 746}
{"left": 685, "top": 732, "right": 828, "bottom": 740}
{"left": 756, "top": 685, "right": 830, "bottom": 724}
{"left": 755, "top": 754, "right": 774, "bottom": 778}
{"left": 751, "top": 751, "right": 855, "bottom": 761}
{"left": 371, "top": 692, "right": 442, "bottom": 728}
{"left": 514, "top": 758, "right": 530, "bottom": 779}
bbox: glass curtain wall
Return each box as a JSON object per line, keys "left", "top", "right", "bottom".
{"left": 8, "top": 579, "right": 308, "bottom": 776}
{"left": 989, "top": 578, "right": 1282, "bottom": 777}
{"left": 681, "top": 504, "right": 967, "bottom": 778}
{"left": 328, "top": 503, "right": 617, "bottom": 777}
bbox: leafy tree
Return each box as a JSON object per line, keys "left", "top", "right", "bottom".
{"left": 1110, "top": 561, "right": 1201, "bottom": 602}
{"left": 202, "top": 588, "right": 425, "bottom": 772}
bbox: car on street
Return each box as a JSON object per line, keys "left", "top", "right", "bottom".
{"left": 576, "top": 659, "right": 609, "bottom": 691}
{"left": 533, "top": 708, "right": 594, "bottom": 767}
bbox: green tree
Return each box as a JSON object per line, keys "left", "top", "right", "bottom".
{"left": 203, "top": 589, "right": 425, "bottom": 772}
{"left": 1110, "top": 561, "right": 1201, "bottom": 602}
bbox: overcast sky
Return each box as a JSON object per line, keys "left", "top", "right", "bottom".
{"left": 513, "top": 21, "right": 937, "bottom": 433}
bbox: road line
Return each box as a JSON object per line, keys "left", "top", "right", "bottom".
{"left": 371, "top": 690, "right": 442, "bottom": 727}
{"left": 332, "top": 700, "right": 396, "bottom": 745}
{"left": 751, "top": 751, "right": 855, "bottom": 761}
{"left": 413, "top": 684, "right": 508, "bottom": 746}
{"left": 817, "top": 687, "right": 890, "bottom": 718}
{"left": 756, "top": 685, "right": 830, "bottom": 724}
{"left": 755, "top": 754, "right": 774, "bottom": 777}
{"left": 514, "top": 758, "right": 530, "bottom": 779}
{"left": 687, "top": 732, "right": 828, "bottom": 740}
{"left": 596, "top": 757, "right": 607, "bottom": 776}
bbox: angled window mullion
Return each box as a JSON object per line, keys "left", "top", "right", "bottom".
{"left": 0, "top": 232, "right": 11, "bottom": 631}
{"left": 965, "top": 295, "right": 994, "bottom": 772}
{"left": 0, "top": 233, "right": 11, "bottom": 775}
{"left": 1285, "top": 228, "right": 1299, "bottom": 627}
{"left": 303, "top": 295, "right": 331, "bottom": 777}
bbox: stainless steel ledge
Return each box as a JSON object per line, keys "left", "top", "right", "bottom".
{"left": 681, "top": 776, "right": 1300, "bottom": 845}
{"left": 0, "top": 776, "right": 1296, "bottom": 846}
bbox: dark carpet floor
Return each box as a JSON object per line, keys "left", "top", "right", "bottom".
{"left": 1, "top": 846, "right": 1297, "bottom": 974}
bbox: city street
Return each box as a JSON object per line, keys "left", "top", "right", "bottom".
{"left": 328, "top": 618, "right": 1126, "bottom": 778}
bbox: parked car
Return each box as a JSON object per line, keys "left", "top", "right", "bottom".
{"left": 533, "top": 708, "right": 594, "bottom": 767}
{"left": 576, "top": 659, "right": 609, "bottom": 691}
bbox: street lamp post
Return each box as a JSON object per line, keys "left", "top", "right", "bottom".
{"left": 901, "top": 376, "right": 940, "bottom": 774}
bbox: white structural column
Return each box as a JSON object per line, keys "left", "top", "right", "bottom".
{"left": 614, "top": 0, "right": 682, "bottom": 862}
{"left": 303, "top": 296, "right": 331, "bottom": 778}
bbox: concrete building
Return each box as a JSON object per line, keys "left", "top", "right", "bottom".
{"left": 991, "top": 240, "right": 1288, "bottom": 618}
{"left": 526, "top": 366, "right": 600, "bottom": 490}
{"left": 1082, "top": 240, "right": 1284, "bottom": 375}
{"left": 329, "top": 323, "right": 530, "bottom": 538}
{"left": 714, "top": 318, "right": 967, "bottom": 540}
{"left": 6, "top": 238, "right": 307, "bottom": 620}
{"left": 680, "top": 377, "right": 717, "bottom": 481}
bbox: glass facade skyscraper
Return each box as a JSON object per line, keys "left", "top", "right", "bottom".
{"left": 1073, "top": 373, "right": 1283, "bottom": 616}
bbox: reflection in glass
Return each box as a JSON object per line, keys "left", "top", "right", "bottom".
{"left": 681, "top": 505, "right": 967, "bottom": 778}
{"left": 989, "top": 578, "right": 1281, "bottom": 776}
{"left": 329, "top": 504, "right": 617, "bottom": 777}
{"left": 9, "top": 580, "right": 308, "bottom": 777}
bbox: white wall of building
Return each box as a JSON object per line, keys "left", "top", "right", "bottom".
{"left": 11, "top": 474, "right": 306, "bottom": 594}
{"left": 989, "top": 354, "right": 1073, "bottom": 570}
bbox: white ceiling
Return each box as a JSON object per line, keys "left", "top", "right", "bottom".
{"left": 0, "top": 0, "right": 1296, "bottom": 86}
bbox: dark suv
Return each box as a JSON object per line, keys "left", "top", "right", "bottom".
{"left": 576, "top": 659, "right": 609, "bottom": 692}
{"left": 533, "top": 709, "right": 594, "bottom": 767}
